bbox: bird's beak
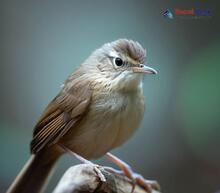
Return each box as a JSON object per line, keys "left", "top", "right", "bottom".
{"left": 132, "top": 64, "right": 158, "bottom": 74}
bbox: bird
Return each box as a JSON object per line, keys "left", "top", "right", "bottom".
{"left": 6, "top": 39, "right": 159, "bottom": 193}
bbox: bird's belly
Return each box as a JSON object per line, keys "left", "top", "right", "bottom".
{"left": 63, "top": 93, "right": 144, "bottom": 159}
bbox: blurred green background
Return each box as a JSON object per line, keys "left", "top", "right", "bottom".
{"left": 1, "top": 1, "right": 220, "bottom": 193}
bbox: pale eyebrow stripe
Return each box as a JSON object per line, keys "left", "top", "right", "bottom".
{"left": 108, "top": 51, "right": 120, "bottom": 58}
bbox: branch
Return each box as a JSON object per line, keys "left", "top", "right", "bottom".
{"left": 52, "top": 164, "right": 161, "bottom": 193}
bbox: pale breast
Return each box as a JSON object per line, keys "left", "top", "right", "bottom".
{"left": 63, "top": 90, "right": 145, "bottom": 159}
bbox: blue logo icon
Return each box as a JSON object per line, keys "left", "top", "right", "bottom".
{"left": 163, "top": 9, "right": 174, "bottom": 19}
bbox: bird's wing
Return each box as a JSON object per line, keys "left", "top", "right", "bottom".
{"left": 30, "top": 76, "right": 92, "bottom": 154}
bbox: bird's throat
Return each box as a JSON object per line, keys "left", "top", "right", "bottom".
{"left": 112, "top": 72, "right": 143, "bottom": 92}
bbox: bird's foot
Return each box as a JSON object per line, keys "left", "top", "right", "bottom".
{"left": 133, "top": 174, "right": 160, "bottom": 192}
{"left": 104, "top": 166, "right": 159, "bottom": 193}
{"left": 70, "top": 152, "right": 107, "bottom": 182}
{"left": 69, "top": 151, "right": 107, "bottom": 182}
{"left": 58, "top": 144, "right": 106, "bottom": 182}
{"left": 105, "top": 153, "right": 160, "bottom": 193}
{"left": 93, "top": 165, "right": 106, "bottom": 182}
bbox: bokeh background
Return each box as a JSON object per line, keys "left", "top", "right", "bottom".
{"left": 1, "top": 1, "right": 220, "bottom": 193}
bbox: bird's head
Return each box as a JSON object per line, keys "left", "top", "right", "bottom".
{"left": 84, "top": 39, "right": 157, "bottom": 91}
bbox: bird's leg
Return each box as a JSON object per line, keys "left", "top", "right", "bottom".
{"left": 58, "top": 144, "right": 106, "bottom": 182}
{"left": 105, "top": 152, "right": 160, "bottom": 193}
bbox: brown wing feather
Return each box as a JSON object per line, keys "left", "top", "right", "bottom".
{"left": 30, "top": 78, "right": 92, "bottom": 154}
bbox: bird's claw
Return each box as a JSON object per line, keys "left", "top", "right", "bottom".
{"left": 133, "top": 173, "right": 160, "bottom": 192}
{"left": 103, "top": 166, "right": 160, "bottom": 193}
{"left": 93, "top": 165, "right": 107, "bottom": 182}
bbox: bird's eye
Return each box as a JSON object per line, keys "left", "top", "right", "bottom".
{"left": 114, "top": 57, "right": 124, "bottom": 67}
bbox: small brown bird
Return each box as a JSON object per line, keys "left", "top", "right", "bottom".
{"left": 7, "top": 39, "right": 159, "bottom": 193}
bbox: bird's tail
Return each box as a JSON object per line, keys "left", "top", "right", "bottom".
{"left": 6, "top": 147, "right": 62, "bottom": 193}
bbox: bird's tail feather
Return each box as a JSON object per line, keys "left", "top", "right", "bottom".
{"left": 6, "top": 148, "right": 61, "bottom": 193}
